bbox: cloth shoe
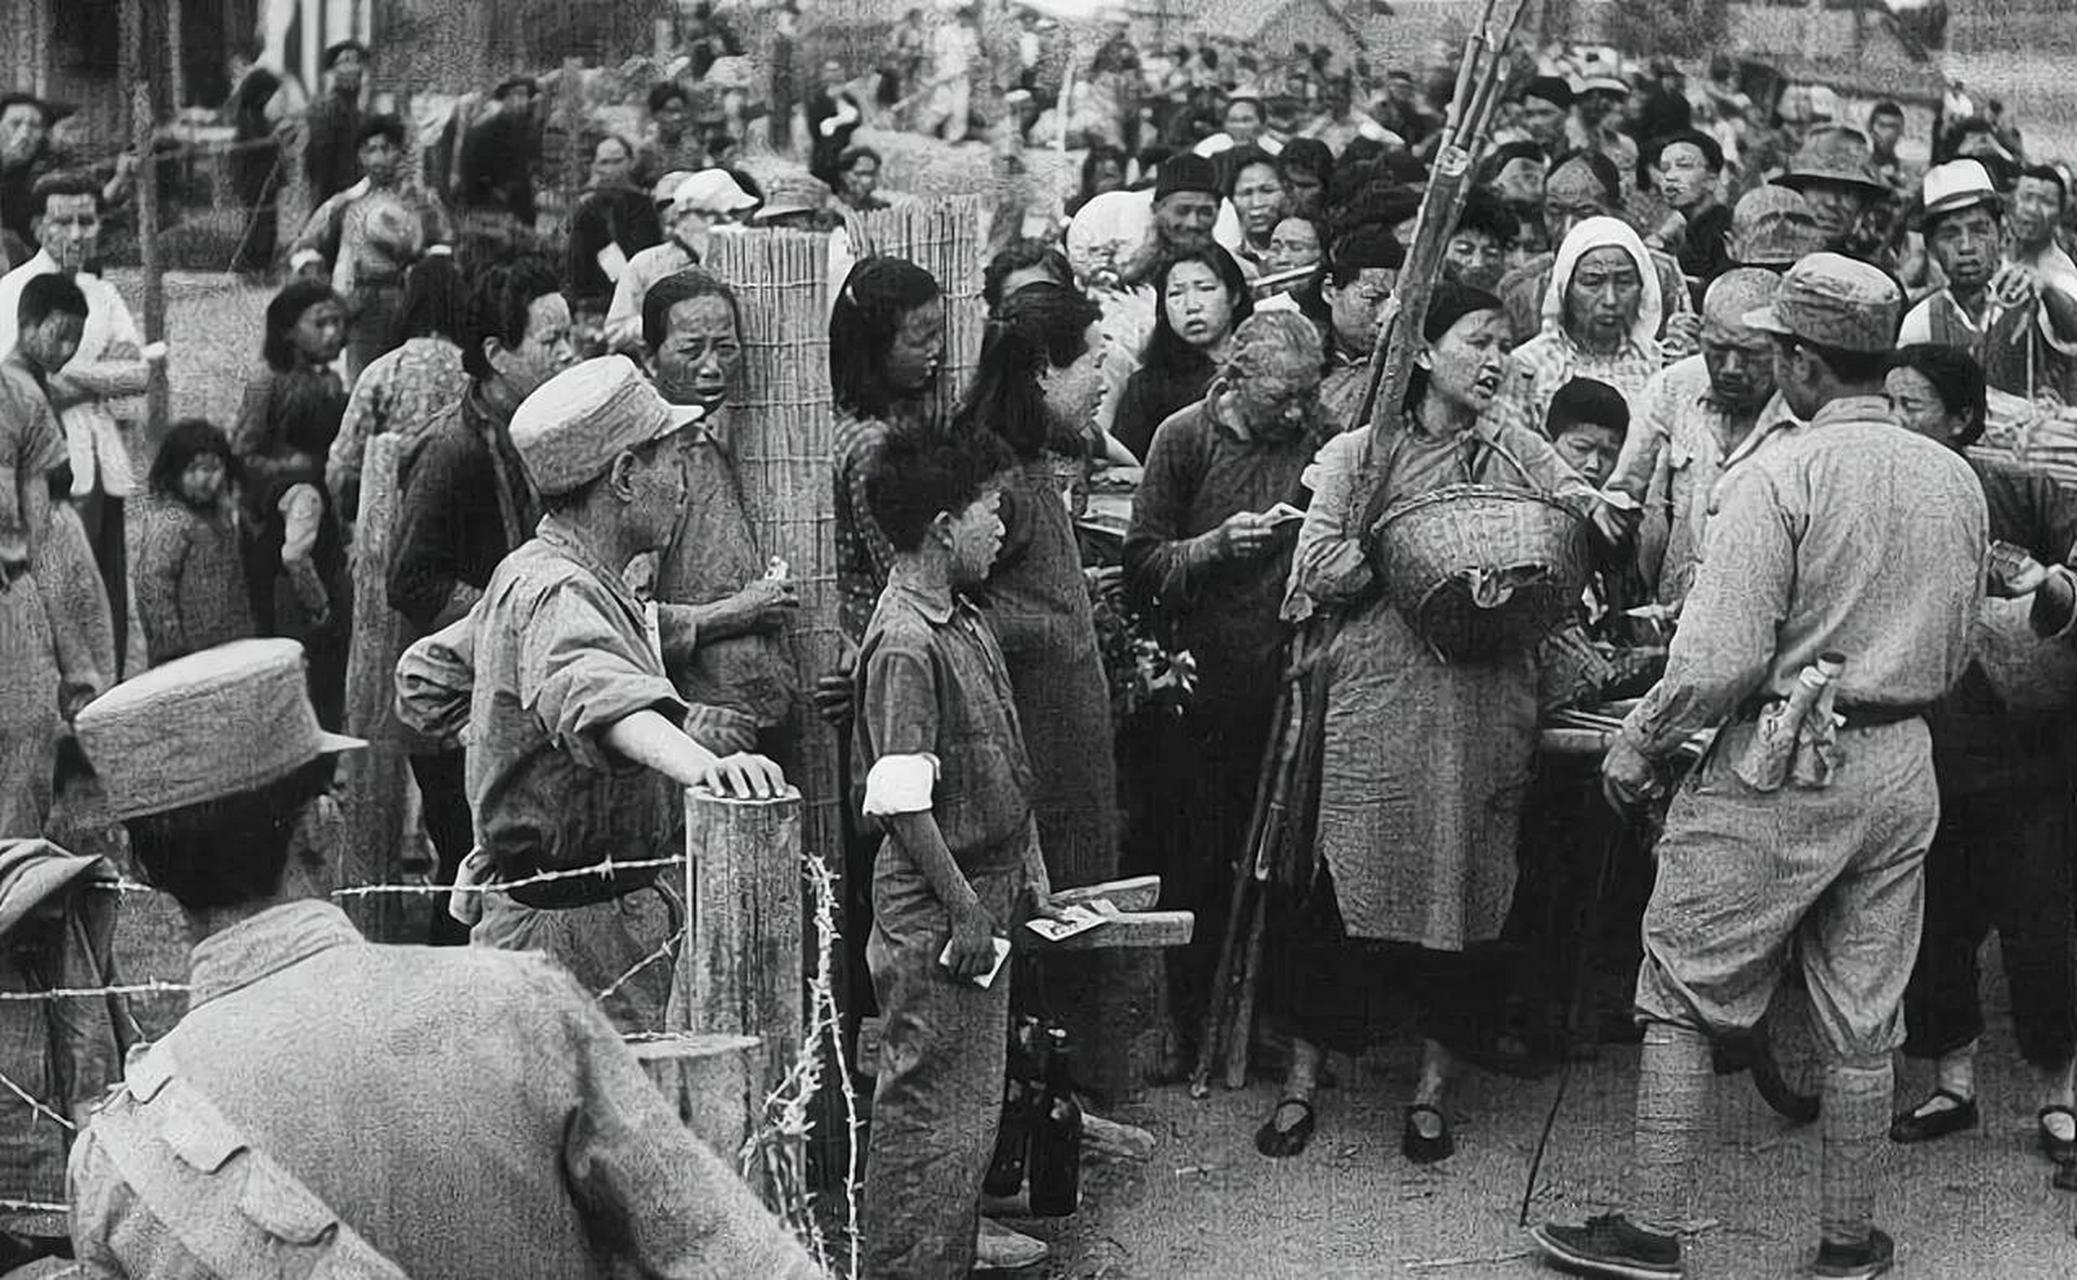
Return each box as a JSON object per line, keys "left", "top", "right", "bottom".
{"left": 1528, "top": 1213, "right": 1683, "bottom": 1278}
{"left": 1814, "top": 1226, "right": 1894, "bottom": 1279}
{"left": 974, "top": 1217, "right": 1048, "bottom": 1272}
{"left": 1887, "top": 1090, "right": 1976, "bottom": 1144}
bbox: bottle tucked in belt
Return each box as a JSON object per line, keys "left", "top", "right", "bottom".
{"left": 1735, "top": 651, "right": 1846, "bottom": 792}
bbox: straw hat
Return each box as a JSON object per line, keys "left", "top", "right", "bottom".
{"left": 1774, "top": 125, "right": 1888, "bottom": 196}
{"left": 75, "top": 639, "right": 366, "bottom": 822}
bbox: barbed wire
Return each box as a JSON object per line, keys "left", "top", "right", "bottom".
{"left": 330, "top": 856, "right": 688, "bottom": 899}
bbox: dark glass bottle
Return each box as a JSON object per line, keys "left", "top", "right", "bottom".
{"left": 1027, "top": 1025, "right": 1083, "bottom": 1216}
{"left": 984, "top": 1018, "right": 1040, "bottom": 1197}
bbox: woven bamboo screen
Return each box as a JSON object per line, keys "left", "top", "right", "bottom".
{"left": 702, "top": 229, "right": 847, "bottom": 879}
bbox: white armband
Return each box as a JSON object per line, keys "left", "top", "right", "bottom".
{"left": 862, "top": 753, "right": 940, "bottom": 817}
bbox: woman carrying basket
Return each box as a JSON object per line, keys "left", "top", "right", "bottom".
{"left": 1255, "top": 284, "right": 1597, "bottom": 1164}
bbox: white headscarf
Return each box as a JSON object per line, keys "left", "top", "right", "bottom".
{"left": 1541, "top": 215, "right": 1663, "bottom": 351}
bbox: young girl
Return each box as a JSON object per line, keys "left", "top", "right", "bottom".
{"left": 135, "top": 420, "right": 254, "bottom": 665}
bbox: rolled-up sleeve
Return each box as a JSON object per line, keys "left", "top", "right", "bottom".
{"left": 1285, "top": 430, "right": 1375, "bottom": 620}
{"left": 1621, "top": 465, "right": 1791, "bottom": 758}
{"left": 519, "top": 581, "right": 687, "bottom": 771}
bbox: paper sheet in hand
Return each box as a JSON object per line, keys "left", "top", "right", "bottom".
{"left": 1264, "top": 502, "right": 1306, "bottom": 526}
{"left": 939, "top": 935, "right": 1013, "bottom": 988}
{"left": 1025, "top": 903, "right": 1109, "bottom": 942}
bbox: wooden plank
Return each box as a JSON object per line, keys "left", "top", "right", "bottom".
{"left": 684, "top": 787, "right": 806, "bottom": 1141}
{"left": 1051, "top": 874, "right": 1161, "bottom": 914}
{"left": 1029, "top": 911, "right": 1195, "bottom": 951}
{"left": 338, "top": 432, "right": 413, "bottom": 942}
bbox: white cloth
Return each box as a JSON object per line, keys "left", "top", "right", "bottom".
{"left": 604, "top": 240, "right": 697, "bottom": 356}
{"left": 862, "top": 753, "right": 940, "bottom": 817}
{"left": 1192, "top": 132, "right": 1283, "bottom": 159}
{"left": 0, "top": 251, "right": 148, "bottom": 498}
{"left": 1063, "top": 189, "right": 1244, "bottom": 284}
{"left": 1540, "top": 216, "right": 1665, "bottom": 351}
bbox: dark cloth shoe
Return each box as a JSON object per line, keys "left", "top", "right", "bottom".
{"left": 1887, "top": 1089, "right": 1977, "bottom": 1144}
{"left": 1528, "top": 1214, "right": 1683, "bottom": 1278}
{"left": 2038, "top": 1105, "right": 2077, "bottom": 1164}
{"left": 1253, "top": 1097, "right": 1316, "bottom": 1159}
{"left": 1814, "top": 1226, "right": 1895, "bottom": 1279}
{"left": 1401, "top": 1104, "right": 1453, "bottom": 1164}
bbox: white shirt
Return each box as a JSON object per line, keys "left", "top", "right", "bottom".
{"left": 0, "top": 251, "right": 149, "bottom": 497}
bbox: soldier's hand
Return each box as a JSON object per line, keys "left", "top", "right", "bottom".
{"left": 1601, "top": 737, "right": 1664, "bottom": 813}
{"left": 696, "top": 752, "right": 786, "bottom": 800}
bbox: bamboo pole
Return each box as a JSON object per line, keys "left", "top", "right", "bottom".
{"left": 123, "top": 0, "right": 168, "bottom": 441}
{"left": 339, "top": 433, "right": 413, "bottom": 943}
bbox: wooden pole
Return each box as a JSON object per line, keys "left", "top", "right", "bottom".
{"left": 339, "top": 433, "right": 414, "bottom": 943}
{"left": 123, "top": 0, "right": 169, "bottom": 441}
{"left": 683, "top": 787, "right": 807, "bottom": 1148}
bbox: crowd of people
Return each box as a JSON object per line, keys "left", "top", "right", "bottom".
{"left": 1, "top": 7, "right": 2076, "bottom": 1278}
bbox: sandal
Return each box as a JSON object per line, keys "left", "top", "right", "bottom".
{"left": 1401, "top": 1103, "right": 1454, "bottom": 1164}
{"left": 1253, "top": 1097, "right": 1316, "bottom": 1159}
{"left": 2039, "top": 1105, "right": 2077, "bottom": 1164}
{"left": 1887, "top": 1088, "right": 1977, "bottom": 1144}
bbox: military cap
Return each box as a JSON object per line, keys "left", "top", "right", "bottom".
{"left": 1742, "top": 252, "right": 1902, "bottom": 353}
{"left": 509, "top": 356, "right": 703, "bottom": 496}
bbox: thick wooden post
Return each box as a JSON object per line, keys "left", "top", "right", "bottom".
{"left": 339, "top": 433, "right": 414, "bottom": 941}
{"left": 681, "top": 787, "right": 806, "bottom": 1142}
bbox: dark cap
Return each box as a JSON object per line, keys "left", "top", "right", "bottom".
{"left": 1154, "top": 154, "right": 1222, "bottom": 202}
{"left": 1329, "top": 223, "right": 1407, "bottom": 274}
{"left": 322, "top": 40, "right": 368, "bottom": 71}
{"left": 1742, "top": 252, "right": 1902, "bottom": 353}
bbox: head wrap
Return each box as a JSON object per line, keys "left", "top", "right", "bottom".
{"left": 1542, "top": 216, "right": 1664, "bottom": 350}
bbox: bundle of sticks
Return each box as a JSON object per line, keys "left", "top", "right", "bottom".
{"left": 1187, "top": 0, "right": 1533, "bottom": 1099}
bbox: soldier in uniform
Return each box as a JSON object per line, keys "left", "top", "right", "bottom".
{"left": 1532, "top": 255, "right": 1988, "bottom": 1280}
{"left": 67, "top": 637, "right": 820, "bottom": 1278}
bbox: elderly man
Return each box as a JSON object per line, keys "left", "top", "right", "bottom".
{"left": 1513, "top": 77, "right": 1576, "bottom": 164}
{"left": 0, "top": 95, "right": 134, "bottom": 263}
{"left": 461, "top": 358, "right": 785, "bottom": 1031}
{"left": 1496, "top": 151, "right": 1694, "bottom": 347}
{"left": 304, "top": 40, "right": 369, "bottom": 205}
{"left": 1900, "top": 160, "right": 2077, "bottom": 402}
{"left": 0, "top": 174, "right": 159, "bottom": 679}
{"left": 1773, "top": 126, "right": 1892, "bottom": 263}
{"left": 69, "top": 637, "right": 819, "bottom": 1277}
{"left": 1608, "top": 268, "right": 1799, "bottom": 609}
{"left": 1534, "top": 255, "right": 1988, "bottom": 1280}
{"left": 642, "top": 268, "right": 799, "bottom": 756}
{"left": 605, "top": 170, "right": 757, "bottom": 355}
{"left": 388, "top": 255, "right": 575, "bottom": 943}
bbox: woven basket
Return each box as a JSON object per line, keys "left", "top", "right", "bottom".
{"left": 1371, "top": 484, "right": 1591, "bottom": 662}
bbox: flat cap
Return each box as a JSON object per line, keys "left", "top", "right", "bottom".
{"left": 1742, "top": 252, "right": 1902, "bottom": 353}
{"left": 510, "top": 356, "right": 703, "bottom": 496}
{"left": 76, "top": 639, "right": 365, "bottom": 821}
{"left": 1154, "top": 154, "right": 1222, "bottom": 202}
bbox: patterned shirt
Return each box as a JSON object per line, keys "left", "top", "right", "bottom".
{"left": 0, "top": 352, "right": 64, "bottom": 566}
{"left": 68, "top": 900, "right": 820, "bottom": 1279}
{"left": 325, "top": 337, "right": 472, "bottom": 518}
{"left": 1621, "top": 395, "right": 1987, "bottom": 760}
{"left": 834, "top": 411, "right": 904, "bottom": 646}
{"left": 1608, "top": 355, "right": 1801, "bottom": 608}
{"left": 1491, "top": 327, "right": 1664, "bottom": 443}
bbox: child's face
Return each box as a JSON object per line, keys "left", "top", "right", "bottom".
{"left": 1552, "top": 422, "right": 1623, "bottom": 488}
{"left": 943, "top": 487, "right": 1005, "bottom": 586}
{"left": 180, "top": 453, "right": 227, "bottom": 506}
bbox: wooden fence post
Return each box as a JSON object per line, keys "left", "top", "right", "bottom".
{"left": 338, "top": 433, "right": 413, "bottom": 942}
{"left": 681, "top": 786, "right": 807, "bottom": 1141}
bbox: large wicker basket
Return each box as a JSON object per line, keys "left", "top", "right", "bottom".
{"left": 1371, "top": 484, "right": 1591, "bottom": 662}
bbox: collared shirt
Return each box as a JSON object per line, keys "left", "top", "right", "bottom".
{"left": 0, "top": 252, "right": 149, "bottom": 498}
{"left": 1123, "top": 392, "right": 1322, "bottom": 704}
{"left": 1899, "top": 286, "right": 2077, "bottom": 401}
{"left": 325, "top": 336, "right": 472, "bottom": 516}
{"left": 466, "top": 516, "right": 689, "bottom": 875}
{"left": 1622, "top": 394, "right": 1987, "bottom": 759}
{"left": 606, "top": 240, "right": 698, "bottom": 355}
{"left": 68, "top": 900, "right": 821, "bottom": 1279}
{"left": 1492, "top": 327, "right": 1664, "bottom": 442}
{"left": 854, "top": 568, "right": 1035, "bottom": 866}
{"left": 1608, "top": 355, "right": 1800, "bottom": 607}
{"left": 387, "top": 386, "right": 536, "bottom": 633}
